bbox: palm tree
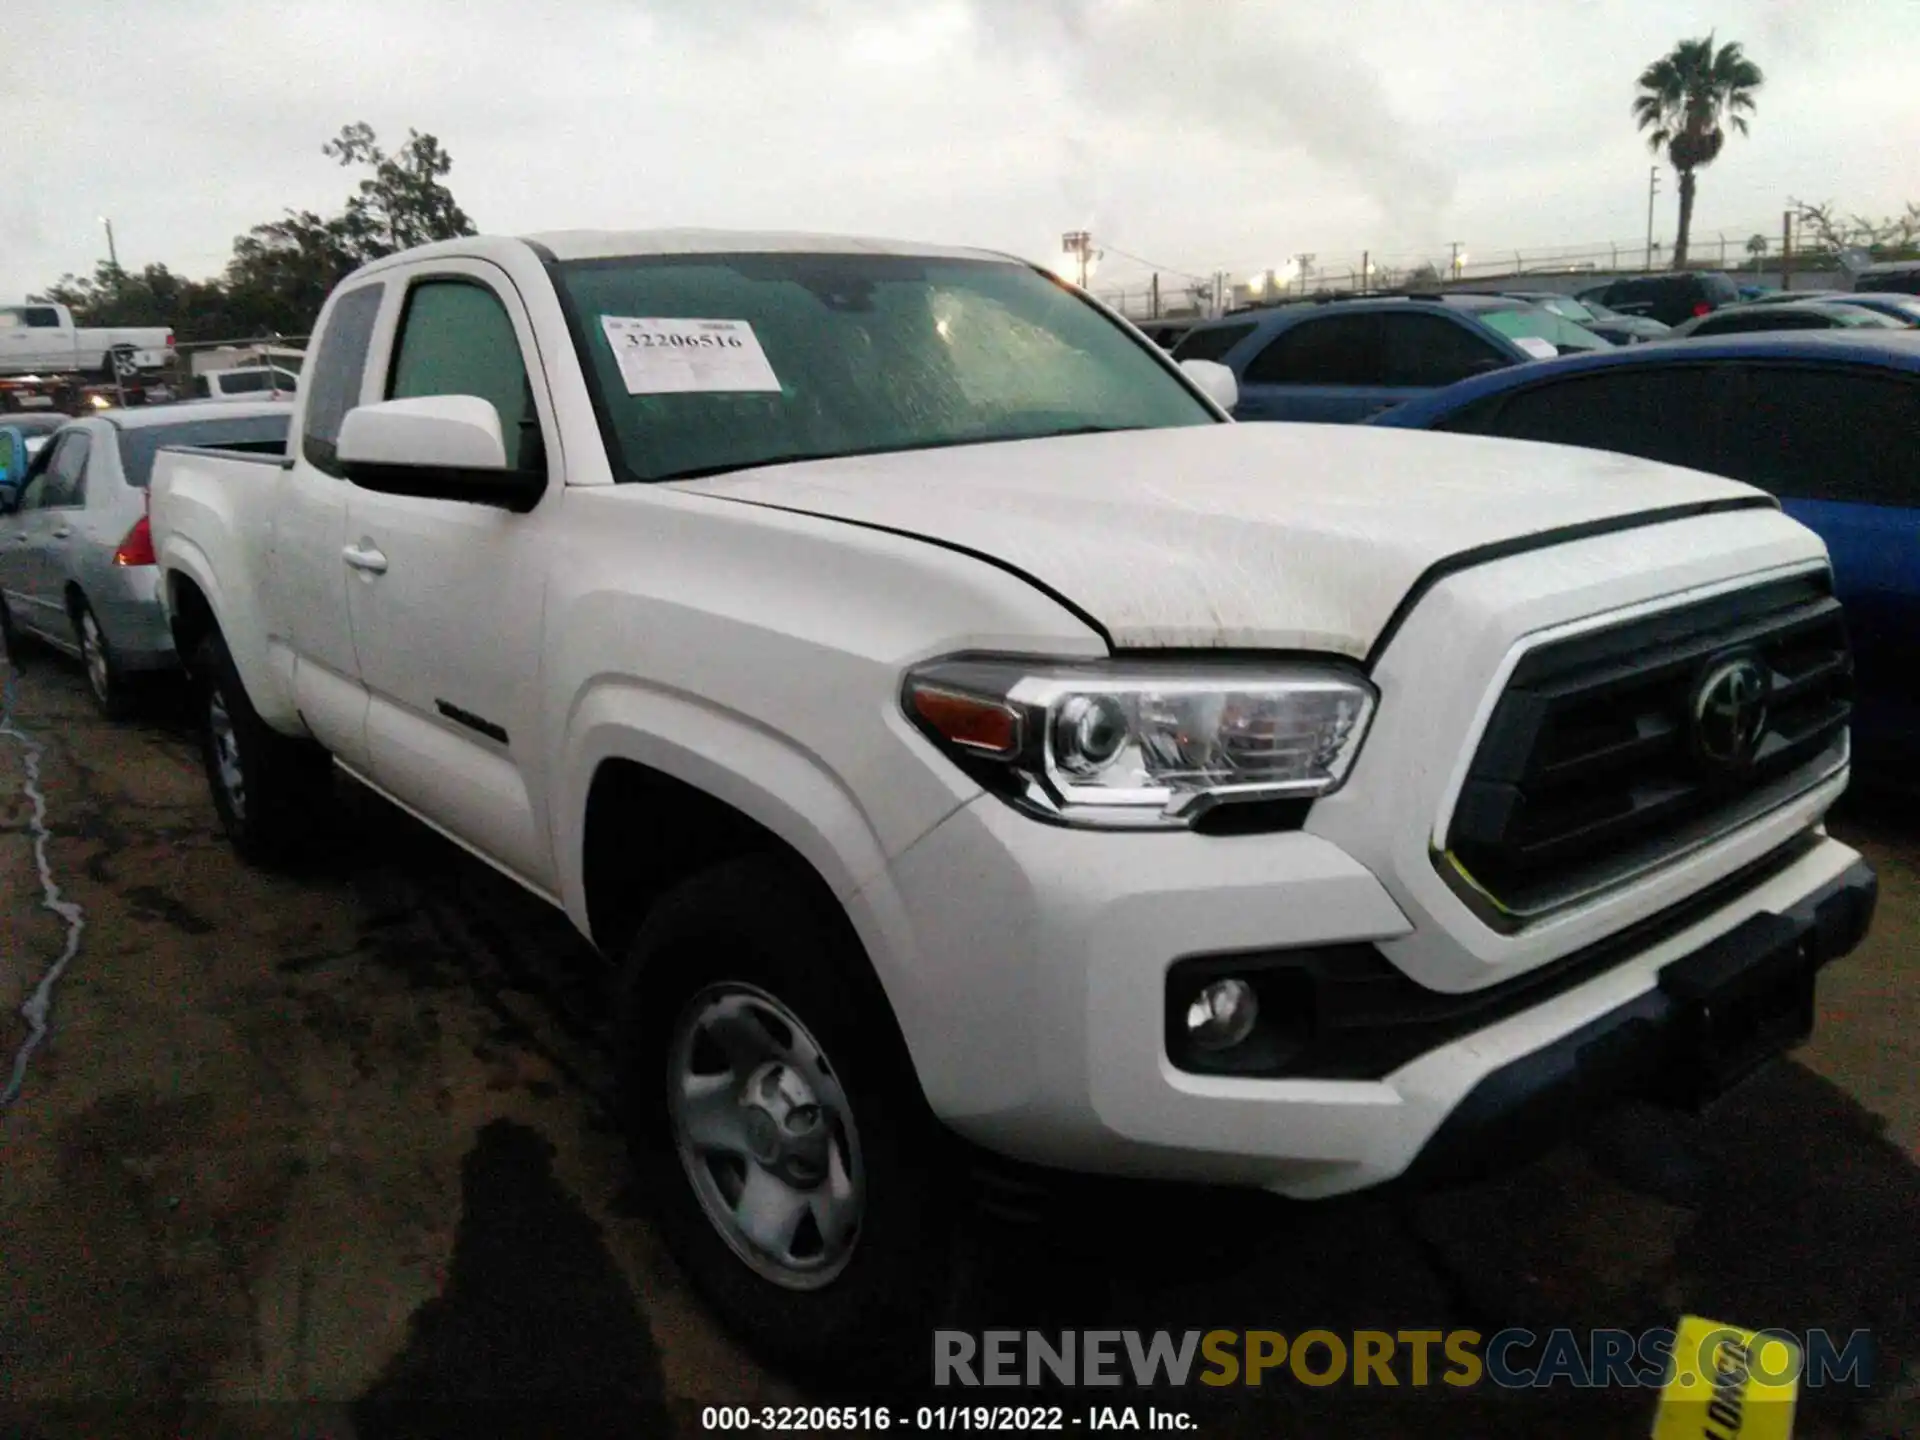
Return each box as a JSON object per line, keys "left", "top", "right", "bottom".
{"left": 1746, "top": 233, "right": 1768, "bottom": 273}
{"left": 1633, "top": 35, "right": 1764, "bottom": 269}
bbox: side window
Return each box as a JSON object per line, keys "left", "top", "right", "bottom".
{"left": 40, "top": 431, "right": 92, "bottom": 507}
{"left": 1242, "top": 315, "right": 1381, "bottom": 386}
{"left": 23, "top": 307, "right": 62, "bottom": 329}
{"left": 0, "top": 432, "right": 13, "bottom": 475}
{"left": 301, "top": 283, "right": 386, "bottom": 477}
{"left": 219, "top": 369, "right": 271, "bottom": 394}
{"left": 1170, "top": 322, "right": 1256, "bottom": 364}
{"left": 1444, "top": 367, "right": 1729, "bottom": 476}
{"left": 1379, "top": 313, "right": 1507, "bottom": 387}
{"left": 1717, "top": 367, "right": 1917, "bottom": 508}
{"left": 386, "top": 279, "right": 542, "bottom": 471}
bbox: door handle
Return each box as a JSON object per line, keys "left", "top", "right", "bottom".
{"left": 342, "top": 543, "right": 388, "bottom": 574}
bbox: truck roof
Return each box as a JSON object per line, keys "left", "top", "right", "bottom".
{"left": 520, "top": 228, "right": 1015, "bottom": 265}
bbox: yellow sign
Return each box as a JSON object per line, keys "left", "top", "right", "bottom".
{"left": 1652, "top": 1316, "right": 1799, "bottom": 1440}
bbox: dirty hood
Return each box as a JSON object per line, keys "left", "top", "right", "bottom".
{"left": 671, "top": 422, "right": 1769, "bottom": 656}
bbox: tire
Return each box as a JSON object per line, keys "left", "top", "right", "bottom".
{"left": 0, "top": 594, "right": 29, "bottom": 667}
{"left": 616, "top": 856, "right": 956, "bottom": 1384}
{"left": 194, "top": 628, "right": 332, "bottom": 865}
{"left": 74, "top": 598, "right": 133, "bottom": 719}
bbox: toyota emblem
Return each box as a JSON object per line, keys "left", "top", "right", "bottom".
{"left": 1691, "top": 653, "right": 1771, "bottom": 771}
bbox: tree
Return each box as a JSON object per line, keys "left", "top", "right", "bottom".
{"left": 322, "top": 123, "right": 476, "bottom": 256}
{"left": 1745, "top": 233, "right": 1768, "bottom": 273}
{"left": 1632, "top": 34, "right": 1764, "bottom": 269}
{"left": 30, "top": 123, "right": 476, "bottom": 342}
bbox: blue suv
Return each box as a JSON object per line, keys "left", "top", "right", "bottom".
{"left": 1168, "top": 294, "right": 1607, "bottom": 424}
{"left": 1368, "top": 330, "right": 1920, "bottom": 789}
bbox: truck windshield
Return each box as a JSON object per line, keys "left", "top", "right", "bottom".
{"left": 553, "top": 252, "right": 1217, "bottom": 483}
{"left": 118, "top": 412, "right": 291, "bottom": 487}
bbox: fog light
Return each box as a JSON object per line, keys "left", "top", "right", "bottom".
{"left": 1186, "top": 978, "right": 1259, "bottom": 1051}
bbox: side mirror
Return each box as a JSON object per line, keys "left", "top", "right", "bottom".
{"left": 337, "top": 395, "right": 544, "bottom": 512}
{"left": 1180, "top": 358, "right": 1239, "bottom": 413}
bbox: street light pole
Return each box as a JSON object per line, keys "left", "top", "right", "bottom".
{"left": 1644, "top": 167, "right": 1660, "bottom": 272}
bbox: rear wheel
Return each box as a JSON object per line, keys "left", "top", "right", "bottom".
{"left": 617, "top": 856, "right": 956, "bottom": 1382}
{"left": 75, "top": 599, "right": 132, "bottom": 719}
{"left": 194, "top": 629, "right": 332, "bottom": 865}
{"left": 0, "top": 594, "right": 29, "bottom": 667}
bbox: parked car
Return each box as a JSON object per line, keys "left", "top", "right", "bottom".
{"left": 1367, "top": 330, "right": 1920, "bottom": 786}
{"left": 1577, "top": 271, "right": 1742, "bottom": 326}
{"left": 1668, "top": 300, "right": 1905, "bottom": 338}
{"left": 0, "top": 401, "right": 292, "bottom": 715}
{"left": 0, "top": 302, "right": 175, "bottom": 379}
{"left": 1457, "top": 290, "right": 1670, "bottom": 345}
{"left": 1737, "top": 285, "right": 1780, "bottom": 300}
{"left": 1169, "top": 295, "right": 1607, "bottom": 423}
{"left": 1821, "top": 292, "right": 1920, "bottom": 326}
{"left": 1717, "top": 290, "right": 1920, "bottom": 324}
{"left": 1852, "top": 259, "right": 1920, "bottom": 296}
{"left": 150, "top": 230, "right": 1874, "bottom": 1378}
{"left": 193, "top": 364, "right": 301, "bottom": 400}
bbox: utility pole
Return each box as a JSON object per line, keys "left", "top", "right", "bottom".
{"left": 1296, "top": 253, "right": 1314, "bottom": 294}
{"left": 101, "top": 216, "right": 119, "bottom": 271}
{"left": 1148, "top": 272, "right": 1160, "bottom": 319}
{"left": 1781, "top": 209, "right": 1795, "bottom": 292}
{"left": 1448, "top": 241, "right": 1464, "bottom": 280}
{"left": 1644, "top": 167, "right": 1660, "bottom": 272}
{"left": 1061, "top": 231, "right": 1095, "bottom": 289}
{"left": 1360, "top": 250, "right": 1369, "bottom": 291}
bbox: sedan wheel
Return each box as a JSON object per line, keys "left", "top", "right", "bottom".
{"left": 75, "top": 603, "right": 130, "bottom": 718}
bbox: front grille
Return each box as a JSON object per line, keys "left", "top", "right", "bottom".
{"left": 1444, "top": 572, "right": 1852, "bottom": 924}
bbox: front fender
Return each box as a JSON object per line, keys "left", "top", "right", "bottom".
{"left": 554, "top": 677, "right": 902, "bottom": 937}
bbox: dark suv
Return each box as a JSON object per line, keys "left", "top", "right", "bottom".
{"left": 1578, "top": 271, "right": 1741, "bottom": 327}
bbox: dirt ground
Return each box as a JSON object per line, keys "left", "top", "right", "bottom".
{"left": 0, "top": 656, "right": 1914, "bottom": 1440}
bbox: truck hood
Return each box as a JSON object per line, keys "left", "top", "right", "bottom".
{"left": 670, "top": 423, "right": 1770, "bottom": 657}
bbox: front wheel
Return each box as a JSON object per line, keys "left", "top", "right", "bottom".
{"left": 618, "top": 856, "right": 956, "bottom": 1383}
{"left": 194, "top": 629, "right": 332, "bottom": 865}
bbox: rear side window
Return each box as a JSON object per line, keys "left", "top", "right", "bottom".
{"left": 1379, "top": 313, "right": 1508, "bottom": 386}
{"left": 41, "top": 430, "right": 92, "bottom": 507}
{"left": 218, "top": 369, "right": 272, "bottom": 395}
{"left": 1171, "top": 323, "right": 1256, "bottom": 363}
{"left": 1717, "top": 366, "right": 1920, "bottom": 508}
{"left": 1440, "top": 366, "right": 1728, "bottom": 476}
{"left": 387, "top": 279, "right": 543, "bottom": 473}
{"left": 301, "top": 283, "right": 385, "bottom": 477}
{"left": 1243, "top": 315, "right": 1380, "bottom": 386}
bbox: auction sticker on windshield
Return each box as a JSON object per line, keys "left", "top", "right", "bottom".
{"left": 600, "top": 316, "right": 782, "bottom": 394}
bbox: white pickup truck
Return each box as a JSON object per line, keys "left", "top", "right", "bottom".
{"left": 149, "top": 230, "right": 1876, "bottom": 1376}
{"left": 0, "top": 302, "right": 175, "bottom": 379}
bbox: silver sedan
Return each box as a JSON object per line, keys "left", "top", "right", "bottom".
{"left": 0, "top": 401, "right": 291, "bottom": 716}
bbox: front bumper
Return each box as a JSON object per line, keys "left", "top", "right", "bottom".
{"left": 1400, "top": 856, "right": 1877, "bottom": 1189}
{"left": 873, "top": 790, "right": 1872, "bottom": 1200}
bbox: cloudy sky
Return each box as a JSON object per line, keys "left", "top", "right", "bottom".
{"left": 3, "top": 0, "right": 1915, "bottom": 303}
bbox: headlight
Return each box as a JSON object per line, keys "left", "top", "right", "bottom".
{"left": 902, "top": 657, "right": 1377, "bottom": 830}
